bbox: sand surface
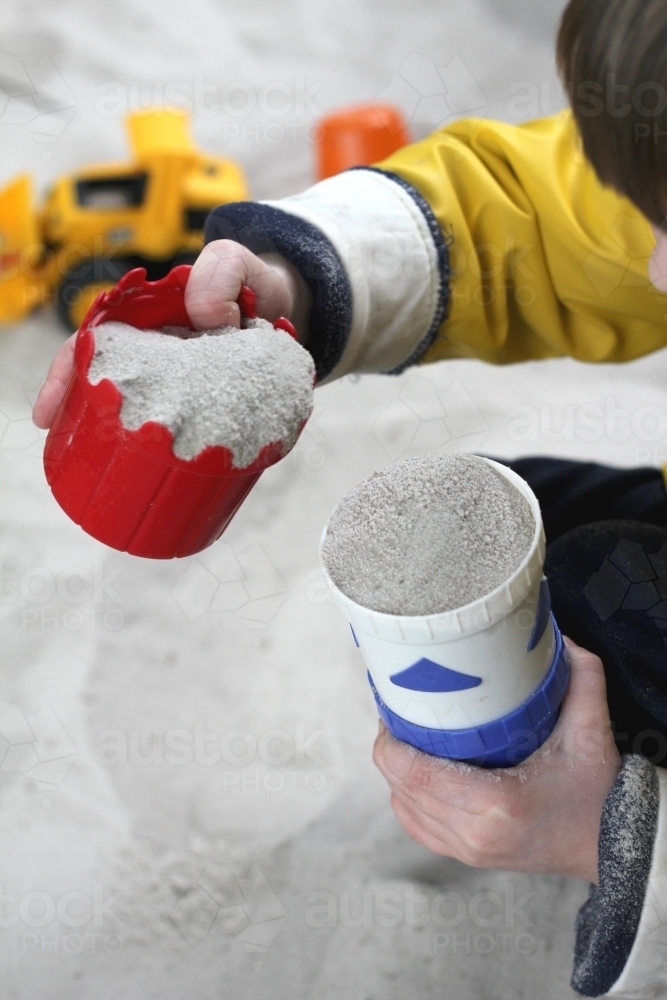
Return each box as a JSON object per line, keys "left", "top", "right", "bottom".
{"left": 322, "top": 454, "right": 534, "bottom": 615}
{"left": 89, "top": 320, "right": 315, "bottom": 465}
{"left": 0, "top": 0, "right": 654, "bottom": 997}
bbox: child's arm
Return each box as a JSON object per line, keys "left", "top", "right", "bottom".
{"left": 32, "top": 159, "right": 444, "bottom": 423}
{"left": 374, "top": 638, "right": 666, "bottom": 998}
{"left": 201, "top": 110, "right": 667, "bottom": 382}
{"left": 201, "top": 166, "right": 449, "bottom": 383}
{"left": 34, "top": 110, "right": 667, "bottom": 425}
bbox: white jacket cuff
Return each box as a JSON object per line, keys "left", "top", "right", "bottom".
{"left": 204, "top": 167, "right": 450, "bottom": 382}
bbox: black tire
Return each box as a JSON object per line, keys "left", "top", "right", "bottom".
{"left": 55, "top": 256, "right": 133, "bottom": 332}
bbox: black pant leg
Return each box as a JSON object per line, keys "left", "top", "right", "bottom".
{"left": 501, "top": 457, "right": 667, "bottom": 544}
{"left": 545, "top": 520, "right": 667, "bottom": 764}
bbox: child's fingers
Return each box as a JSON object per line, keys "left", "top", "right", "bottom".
{"left": 390, "top": 790, "right": 484, "bottom": 865}
{"left": 383, "top": 758, "right": 523, "bottom": 865}
{"left": 185, "top": 240, "right": 293, "bottom": 330}
{"left": 373, "top": 726, "right": 494, "bottom": 815}
{"left": 389, "top": 793, "right": 454, "bottom": 857}
{"left": 32, "top": 334, "right": 76, "bottom": 428}
{"left": 561, "top": 637, "right": 609, "bottom": 710}
{"left": 185, "top": 241, "right": 245, "bottom": 330}
{"left": 390, "top": 785, "right": 461, "bottom": 842}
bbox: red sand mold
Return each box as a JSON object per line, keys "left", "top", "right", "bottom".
{"left": 43, "top": 265, "right": 307, "bottom": 559}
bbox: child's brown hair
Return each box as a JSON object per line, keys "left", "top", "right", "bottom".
{"left": 557, "top": 0, "right": 667, "bottom": 227}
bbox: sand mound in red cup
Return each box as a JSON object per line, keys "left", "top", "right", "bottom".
{"left": 89, "top": 318, "right": 315, "bottom": 467}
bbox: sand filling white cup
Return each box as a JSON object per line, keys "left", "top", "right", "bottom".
{"left": 320, "top": 453, "right": 570, "bottom": 767}
{"left": 88, "top": 318, "right": 315, "bottom": 467}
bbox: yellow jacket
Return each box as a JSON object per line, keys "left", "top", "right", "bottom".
{"left": 379, "top": 110, "right": 667, "bottom": 366}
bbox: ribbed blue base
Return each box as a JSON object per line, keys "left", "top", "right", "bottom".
{"left": 370, "top": 619, "right": 570, "bottom": 768}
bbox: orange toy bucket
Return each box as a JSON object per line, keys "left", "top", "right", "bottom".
{"left": 43, "top": 265, "right": 303, "bottom": 559}
{"left": 316, "top": 103, "right": 411, "bottom": 180}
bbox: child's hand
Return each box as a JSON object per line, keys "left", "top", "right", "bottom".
{"left": 33, "top": 332, "right": 76, "bottom": 429}
{"left": 372, "top": 639, "right": 621, "bottom": 884}
{"left": 185, "top": 240, "right": 301, "bottom": 331}
{"left": 33, "top": 240, "right": 307, "bottom": 430}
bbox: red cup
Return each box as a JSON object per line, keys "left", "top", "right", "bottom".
{"left": 43, "top": 265, "right": 305, "bottom": 559}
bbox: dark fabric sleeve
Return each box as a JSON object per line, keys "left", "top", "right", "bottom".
{"left": 571, "top": 755, "right": 659, "bottom": 997}
{"left": 504, "top": 458, "right": 667, "bottom": 545}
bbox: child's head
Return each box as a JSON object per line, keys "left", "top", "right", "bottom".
{"left": 558, "top": 0, "right": 667, "bottom": 230}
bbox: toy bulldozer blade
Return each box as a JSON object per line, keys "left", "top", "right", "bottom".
{"left": 0, "top": 174, "right": 48, "bottom": 323}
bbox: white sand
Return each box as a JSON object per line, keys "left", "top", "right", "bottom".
{"left": 0, "top": 0, "right": 627, "bottom": 997}
{"left": 89, "top": 320, "right": 315, "bottom": 466}
{"left": 322, "top": 454, "right": 534, "bottom": 614}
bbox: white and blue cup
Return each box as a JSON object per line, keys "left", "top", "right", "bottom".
{"left": 320, "top": 458, "right": 570, "bottom": 768}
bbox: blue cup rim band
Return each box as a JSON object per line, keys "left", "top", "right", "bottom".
{"left": 369, "top": 617, "right": 570, "bottom": 765}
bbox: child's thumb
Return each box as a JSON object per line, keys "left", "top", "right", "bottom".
{"left": 559, "top": 637, "right": 620, "bottom": 762}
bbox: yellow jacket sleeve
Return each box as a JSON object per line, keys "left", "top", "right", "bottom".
{"left": 378, "top": 110, "right": 667, "bottom": 366}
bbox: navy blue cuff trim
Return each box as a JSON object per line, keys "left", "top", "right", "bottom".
{"left": 571, "top": 755, "right": 659, "bottom": 997}
{"left": 204, "top": 202, "right": 352, "bottom": 381}
{"left": 352, "top": 167, "right": 451, "bottom": 374}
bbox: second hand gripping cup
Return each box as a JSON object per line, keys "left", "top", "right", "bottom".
{"left": 43, "top": 265, "right": 306, "bottom": 559}
{"left": 320, "top": 458, "right": 570, "bottom": 768}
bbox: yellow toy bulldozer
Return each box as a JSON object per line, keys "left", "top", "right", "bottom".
{"left": 0, "top": 107, "right": 248, "bottom": 331}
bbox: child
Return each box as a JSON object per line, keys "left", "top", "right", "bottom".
{"left": 32, "top": 0, "right": 667, "bottom": 994}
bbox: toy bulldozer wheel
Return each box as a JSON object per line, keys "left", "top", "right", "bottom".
{"left": 56, "top": 257, "right": 133, "bottom": 332}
